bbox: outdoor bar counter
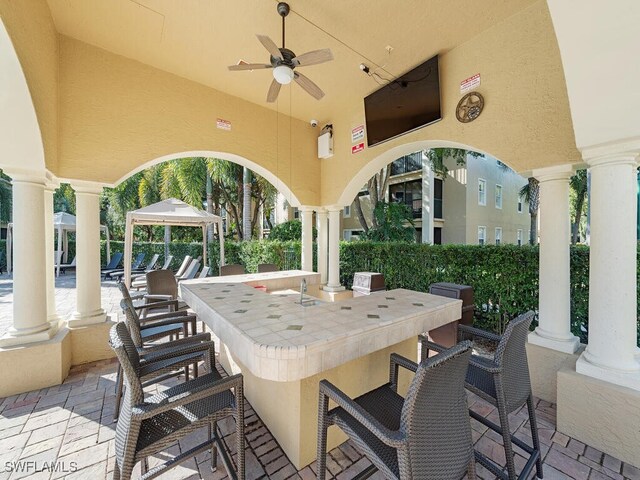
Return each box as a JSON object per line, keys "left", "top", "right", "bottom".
{"left": 180, "top": 273, "right": 462, "bottom": 468}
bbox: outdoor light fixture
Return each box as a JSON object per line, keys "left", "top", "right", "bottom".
{"left": 273, "top": 65, "right": 294, "bottom": 84}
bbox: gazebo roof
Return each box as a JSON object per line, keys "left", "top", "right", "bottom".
{"left": 127, "top": 198, "right": 221, "bottom": 226}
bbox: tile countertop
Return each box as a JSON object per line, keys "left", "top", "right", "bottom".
{"left": 180, "top": 282, "right": 462, "bottom": 382}
{"left": 180, "top": 269, "right": 321, "bottom": 288}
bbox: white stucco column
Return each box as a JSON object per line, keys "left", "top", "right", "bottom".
{"left": 316, "top": 209, "right": 328, "bottom": 284}
{"left": 300, "top": 207, "right": 314, "bottom": 272}
{"left": 528, "top": 165, "right": 580, "bottom": 354}
{"left": 69, "top": 183, "right": 107, "bottom": 327}
{"left": 421, "top": 155, "right": 434, "bottom": 244}
{"left": 324, "top": 208, "right": 345, "bottom": 292}
{"left": 0, "top": 173, "right": 55, "bottom": 347}
{"left": 576, "top": 153, "right": 640, "bottom": 390}
{"left": 44, "top": 184, "right": 61, "bottom": 328}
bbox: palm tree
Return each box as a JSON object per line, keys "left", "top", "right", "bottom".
{"left": 520, "top": 177, "right": 540, "bottom": 245}
{"left": 570, "top": 170, "right": 588, "bottom": 244}
{"left": 242, "top": 167, "right": 252, "bottom": 240}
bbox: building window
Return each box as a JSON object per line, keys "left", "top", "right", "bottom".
{"left": 495, "top": 227, "right": 502, "bottom": 245}
{"left": 390, "top": 151, "right": 423, "bottom": 176}
{"left": 517, "top": 196, "right": 523, "bottom": 213}
{"left": 478, "top": 226, "right": 486, "bottom": 245}
{"left": 478, "top": 179, "right": 487, "bottom": 206}
{"left": 389, "top": 180, "right": 422, "bottom": 218}
{"left": 293, "top": 208, "right": 299, "bottom": 219}
{"left": 343, "top": 229, "right": 363, "bottom": 241}
{"left": 434, "top": 227, "right": 442, "bottom": 245}
{"left": 343, "top": 205, "right": 351, "bottom": 218}
{"left": 434, "top": 178, "right": 443, "bottom": 219}
{"left": 495, "top": 185, "right": 503, "bottom": 209}
{"left": 517, "top": 229, "right": 523, "bottom": 246}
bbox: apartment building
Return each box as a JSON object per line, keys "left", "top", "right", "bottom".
{"left": 341, "top": 151, "right": 531, "bottom": 245}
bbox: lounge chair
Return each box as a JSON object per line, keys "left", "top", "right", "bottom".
{"left": 178, "top": 260, "right": 200, "bottom": 281}
{"left": 103, "top": 252, "right": 145, "bottom": 280}
{"left": 130, "top": 255, "right": 174, "bottom": 290}
{"left": 198, "top": 266, "right": 210, "bottom": 278}
{"left": 58, "top": 256, "right": 77, "bottom": 275}
{"left": 110, "top": 253, "right": 160, "bottom": 282}
{"left": 101, "top": 252, "right": 123, "bottom": 272}
{"left": 173, "top": 255, "right": 193, "bottom": 278}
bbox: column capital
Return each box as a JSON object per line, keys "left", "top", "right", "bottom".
{"left": 4, "top": 167, "right": 47, "bottom": 185}
{"left": 326, "top": 206, "right": 343, "bottom": 213}
{"left": 532, "top": 164, "right": 575, "bottom": 183}
{"left": 316, "top": 209, "right": 328, "bottom": 218}
{"left": 69, "top": 180, "right": 106, "bottom": 195}
{"left": 585, "top": 153, "right": 639, "bottom": 169}
{"left": 581, "top": 136, "right": 640, "bottom": 163}
{"left": 298, "top": 206, "right": 315, "bottom": 214}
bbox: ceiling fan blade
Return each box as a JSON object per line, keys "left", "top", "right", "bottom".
{"left": 294, "top": 72, "right": 325, "bottom": 100}
{"left": 228, "top": 63, "right": 272, "bottom": 71}
{"left": 257, "top": 34, "right": 282, "bottom": 60}
{"left": 293, "top": 49, "right": 334, "bottom": 67}
{"left": 266, "top": 78, "right": 282, "bottom": 103}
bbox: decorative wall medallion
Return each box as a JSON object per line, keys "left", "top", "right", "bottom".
{"left": 456, "top": 91, "right": 484, "bottom": 123}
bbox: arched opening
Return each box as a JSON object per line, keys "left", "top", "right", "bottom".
{"left": 0, "top": 18, "right": 45, "bottom": 174}
{"left": 337, "top": 139, "right": 529, "bottom": 246}
{"left": 114, "top": 150, "right": 301, "bottom": 207}
{"left": 337, "top": 140, "right": 510, "bottom": 207}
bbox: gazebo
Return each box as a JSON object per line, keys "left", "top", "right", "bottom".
{"left": 6, "top": 211, "right": 111, "bottom": 276}
{"left": 123, "top": 198, "right": 225, "bottom": 287}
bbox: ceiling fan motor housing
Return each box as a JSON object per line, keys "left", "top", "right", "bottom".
{"left": 271, "top": 48, "right": 296, "bottom": 68}
{"left": 277, "top": 2, "right": 290, "bottom": 17}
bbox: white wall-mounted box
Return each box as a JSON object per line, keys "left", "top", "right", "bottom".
{"left": 318, "top": 131, "right": 333, "bottom": 159}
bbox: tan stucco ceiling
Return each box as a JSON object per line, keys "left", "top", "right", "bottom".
{"left": 46, "top": 0, "right": 538, "bottom": 124}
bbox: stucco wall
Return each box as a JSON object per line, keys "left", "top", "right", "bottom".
{"left": 57, "top": 36, "right": 320, "bottom": 205}
{"left": 323, "top": 0, "right": 579, "bottom": 207}
{"left": 0, "top": 0, "right": 58, "bottom": 171}
{"left": 465, "top": 156, "right": 529, "bottom": 245}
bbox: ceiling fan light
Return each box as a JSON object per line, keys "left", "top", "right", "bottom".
{"left": 273, "top": 65, "right": 294, "bottom": 85}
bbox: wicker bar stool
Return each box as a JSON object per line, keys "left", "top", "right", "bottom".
{"left": 421, "top": 311, "right": 543, "bottom": 480}
{"left": 109, "top": 322, "right": 245, "bottom": 480}
{"left": 317, "top": 342, "right": 475, "bottom": 480}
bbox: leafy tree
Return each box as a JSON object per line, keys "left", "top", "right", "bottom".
{"left": 54, "top": 183, "right": 76, "bottom": 214}
{"left": 363, "top": 202, "right": 416, "bottom": 242}
{"left": 268, "top": 220, "right": 303, "bottom": 241}
{"left": 0, "top": 170, "right": 12, "bottom": 223}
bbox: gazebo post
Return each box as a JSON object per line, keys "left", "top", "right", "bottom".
{"left": 124, "top": 213, "right": 134, "bottom": 288}
{"left": 6, "top": 223, "right": 11, "bottom": 274}
{"left": 56, "top": 225, "right": 63, "bottom": 277}
{"left": 202, "top": 225, "right": 207, "bottom": 266}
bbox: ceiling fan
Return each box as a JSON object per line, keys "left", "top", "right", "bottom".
{"left": 228, "top": 2, "right": 333, "bottom": 103}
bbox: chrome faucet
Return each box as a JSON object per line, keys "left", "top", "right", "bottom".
{"left": 300, "top": 278, "right": 307, "bottom": 304}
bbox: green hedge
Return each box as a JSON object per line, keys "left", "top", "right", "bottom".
{"left": 5, "top": 237, "right": 637, "bottom": 342}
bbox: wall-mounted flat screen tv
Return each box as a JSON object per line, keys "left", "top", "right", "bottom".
{"left": 364, "top": 55, "right": 441, "bottom": 147}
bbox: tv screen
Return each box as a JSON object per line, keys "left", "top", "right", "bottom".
{"left": 364, "top": 55, "right": 441, "bottom": 147}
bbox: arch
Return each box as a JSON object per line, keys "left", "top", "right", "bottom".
{"left": 114, "top": 150, "right": 302, "bottom": 207}
{"left": 336, "top": 139, "right": 507, "bottom": 207}
{"left": 0, "top": 18, "right": 45, "bottom": 173}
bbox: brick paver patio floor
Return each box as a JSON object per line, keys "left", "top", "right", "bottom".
{"left": 0, "top": 275, "right": 638, "bottom": 479}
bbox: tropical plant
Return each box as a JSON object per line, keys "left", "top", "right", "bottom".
{"left": 363, "top": 202, "right": 416, "bottom": 242}
{"left": 570, "top": 169, "right": 588, "bottom": 244}
{"left": 0, "top": 170, "right": 12, "bottom": 223}
{"left": 269, "top": 220, "right": 301, "bottom": 241}
{"left": 520, "top": 177, "right": 540, "bottom": 245}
